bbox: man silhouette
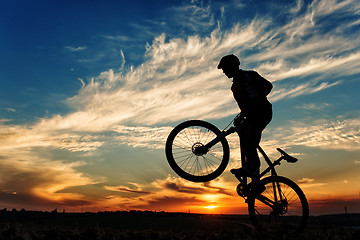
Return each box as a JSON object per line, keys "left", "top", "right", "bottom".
{"left": 217, "top": 54, "right": 272, "bottom": 183}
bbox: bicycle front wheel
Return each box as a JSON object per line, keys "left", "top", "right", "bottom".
{"left": 165, "top": 120, "right": 230, "bottom": 182}
{"left": 247, "top": 176, "right": 309, "bottom": 235}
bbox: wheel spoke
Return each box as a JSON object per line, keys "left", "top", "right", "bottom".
{"left": 173, "top": 127, "right": 223, "bottom": 177}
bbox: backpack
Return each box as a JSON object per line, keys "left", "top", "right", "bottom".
{"left": 244, "top": 71, "right": 272, "bottom": 100}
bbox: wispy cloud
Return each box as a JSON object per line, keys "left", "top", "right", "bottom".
{"left": 251, "top": 0, "right": 360, "bottom": 82}
{"left": 289, "top": 118, "right": 360, "bottom": 150}
{"left": 297, "top": 177, "right": 327, "bottom": 189}
{"left": 295, "top": 103, "right": 331, "bottom": 110}
{"left": 269, "top": 81, "right": 341, "bottom": 102}
{"left": 105, "top": 183, "right": 152, "bottom": 194}
{"left": 113, "top": 125, "right": 172, "bottom": 149}
{"left": 262, "top": 116, "right": 360, "bottom": 152}
{"left": 6, "top": 108, "right": 16, "bottom": 112}
{"left": 153, "top": 175, "right": 233, "bottom": 196}
{"left": 166, "top": 0, "right": 216, "bottom": 34}
{"left": 65, "top": 46, "right": 87, "bottom": 52}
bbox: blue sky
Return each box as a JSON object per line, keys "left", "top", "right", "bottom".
{"left": 0, "top": 0, "right": 360, "bottom": 215}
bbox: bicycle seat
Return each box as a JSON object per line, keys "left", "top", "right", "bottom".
{"left": 277, "top": 148, "right": 298, "bottom": 163}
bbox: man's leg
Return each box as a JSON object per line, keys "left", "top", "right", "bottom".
{"left": 238, "top": 123, "right": 260, "bottom": 176}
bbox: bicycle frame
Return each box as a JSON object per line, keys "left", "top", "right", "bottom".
{"left": 202, "top": 123, "right": 288, "bottom": 175}
{"left": 201, "top": 126, "right": 237, "bottom": 153}
{"left": 201, "top": 124, "right": 289, "bottom": 205}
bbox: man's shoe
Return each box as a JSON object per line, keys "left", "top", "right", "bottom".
{"left": 230, "top": 166, "right": 257, "bottom": 177}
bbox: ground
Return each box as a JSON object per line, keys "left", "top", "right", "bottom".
{"left": 0, "top": 210, "right": 359, "bottom": 240}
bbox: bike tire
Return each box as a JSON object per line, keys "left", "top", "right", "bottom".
{"left": 247, "top": 176, "right": 309, "bottom": 235}
{"left": 165, "top": 120, "right": 230, "bottom": 182}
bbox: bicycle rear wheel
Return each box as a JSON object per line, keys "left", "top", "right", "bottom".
{"left": 247, "top": 176, "right": 309, "bottom": 235}
{"left": 165, "top": 120, "right": 230, "bottom": 182}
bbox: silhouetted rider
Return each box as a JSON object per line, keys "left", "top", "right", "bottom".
{"left": 218, "top": 54, "right": 272, "bottom": 183}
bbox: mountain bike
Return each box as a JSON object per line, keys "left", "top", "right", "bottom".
{"left": 165, "top": 115, "right": 309, "bottom": 235}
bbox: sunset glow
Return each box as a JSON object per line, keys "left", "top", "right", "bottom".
{"left": 204, "top": 205, "right": 217, "bottom": 210}
{"left": 0, "top": 0, "right": 359, "bottom": 215}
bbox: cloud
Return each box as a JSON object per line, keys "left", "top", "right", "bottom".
{"left": 154, "top": 174, "right": 233, "bottom": 196}
{"left": 298, "top": 178, "right": 315, "bottom": 184}
{"left": 0, "top": 121, "right": 104, "bottom": 152}
{"left": 102, "top": 35, "right": 131, "bottom": 42}
{"left": 260, "top": 116, "right": 360, "bottom": 152}
{"left": 269, "top": 81, "right": 341, "bottom": 102}
{"left": 289, "top": 0, "right": 303, "bottom": 14}
{"left": 65, "top": 46, "right": 87, "bottom": 52}
{"left": 105, "top": 184, "right": 152, "bottom": 194}
{"left": 130, "top": 195, "right": 206, "bottom": 211}
{"left": 6, "top": 108, "right": 16, "bottom": 112}
{"left": 166, "top": 0, "right": 216, "bottom": 34}
{"left": 108, "top": 175, "right": 235, "bottom": 212}
{"left": 0, "top": 154, "right": 97, "bottom": 210}
{"left": 295, "top": 103, "right": 331, "bottom": 110}
{"left": 0, "top": 121, "right": 103, "bottom": 210}
{"left": 297, "top": 177, "right": 327, "bottom": 189}
{"left": 113, "top": 125, "right": 172, "bottom": 149}
{"left": 251, "top": 0, "right": 360, "bottom": 82}
{"left": 289, "top": 118, "right": 360, "bottom": 150}
{"left": 262, "top": 54, "right": 360, "bottom": 82}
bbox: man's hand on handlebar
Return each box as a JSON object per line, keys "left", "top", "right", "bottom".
{"left": 234, "top": 113, "right": 246, "bottom": 127}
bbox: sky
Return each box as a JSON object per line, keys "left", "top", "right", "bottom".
{"left": 0, "top": 0, "right": 359, "bottom": 216}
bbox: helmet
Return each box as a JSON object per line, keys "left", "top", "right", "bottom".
{"left": 217, "top": 54, "right": 240, "bottom": 69}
